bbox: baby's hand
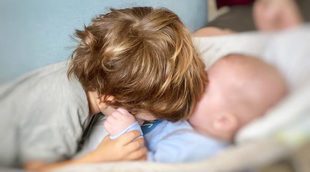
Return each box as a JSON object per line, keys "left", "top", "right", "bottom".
{"left": 104, "top": 108, "right": 136, "bottom": 136}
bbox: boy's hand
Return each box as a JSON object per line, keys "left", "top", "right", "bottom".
{"left": 86, "top": 131, "right": 147, "bottom": 162}
{"left": 24, "top": 131, "right": 147, "bottom": 172}
{"left": 104, "top": 108, "right": 136, "bottom": 135}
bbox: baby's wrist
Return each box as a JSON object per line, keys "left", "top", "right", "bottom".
{"left": 109, "top": 122, "right": 143, "bottom": 140}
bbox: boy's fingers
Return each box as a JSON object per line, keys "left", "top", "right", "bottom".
{"left": 118, "top": 131, "right": 141, "bottom": 145}
{"left": 127, "top": 147, "right": 148, "bottom": 160}
{"left": 125, "top": 138, "right": 145, "bottom": 153}
{"left": 135, "top": 153, "right": 147, "bottom": 161}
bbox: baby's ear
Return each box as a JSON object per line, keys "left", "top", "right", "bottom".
{"left": 212, "top": 112, "right": 239, "bottom": 134}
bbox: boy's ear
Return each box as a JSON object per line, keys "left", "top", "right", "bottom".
{"left": 212, "top": 112, "right": 239, "bottom": 133}
{"left": 97, "top": 95, "right": 115, "bottom": 110}
{"left": 97, "top": 95, "right": 115, "bottom": 104}
{"left": 97, "top": 95, "right": 117, "bottom": 115}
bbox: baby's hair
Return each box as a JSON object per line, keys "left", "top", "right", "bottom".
{"left": 68, "top": 7, "right": 207, "bottom": 121}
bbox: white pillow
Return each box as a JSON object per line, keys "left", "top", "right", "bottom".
{"left": 236, "top": 80, "right": 310, "bottom": 145}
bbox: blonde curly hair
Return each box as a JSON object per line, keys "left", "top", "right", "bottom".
{"left": 68, "top": 7, "right": 207, "bottom": 121}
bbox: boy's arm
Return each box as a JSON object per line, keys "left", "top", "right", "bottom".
{"left": 24, "top": 131, "right": 147, "bottom": 172}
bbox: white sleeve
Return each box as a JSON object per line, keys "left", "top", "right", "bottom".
{"left": 109, "top": 122, "right": 143, "bottom": 140}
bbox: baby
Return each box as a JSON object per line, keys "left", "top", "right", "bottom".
{"left": 189, "top": 54, "right": 288, "bottom": 142}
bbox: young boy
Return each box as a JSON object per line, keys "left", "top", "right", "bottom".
{"left": 0, "top": 7, "right": 207, "bottom": 171}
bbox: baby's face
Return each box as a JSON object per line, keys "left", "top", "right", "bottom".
{"left": 189, "top": 69, "right": 261, "bottom": 140}
{"left": 189, "top": 55, "right": 287, "bottom": 141}
{"left": 189, "top": 68, "right": 237, "bottom": 140}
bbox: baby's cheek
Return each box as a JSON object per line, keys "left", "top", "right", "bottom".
{"left": 189, "top": 117, "right": 209, "bottom": 136}
{"left": 189, "top": 116, "right": 200, "bottom": 128}
{"left": 189, "top": 112, "right": 210, "bottom": 130}
{"left": 189, "top": 110, "right": 202, "bottom": 122}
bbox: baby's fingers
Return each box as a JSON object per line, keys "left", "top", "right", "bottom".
{"left": 103, "top": 120, "right": 113, "bottom": 133}
{"left": 115, "top": 108, "right": 135, "bottom": 120}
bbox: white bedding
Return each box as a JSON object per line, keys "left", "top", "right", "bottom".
{"left": 56, "top": 139, "right": 292, "bottom": 172}
{"left": 55, "top": 26, "right": 310, "bottom": 172}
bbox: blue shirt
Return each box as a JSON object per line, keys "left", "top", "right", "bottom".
{"left": 143, "top": 120, "right": 227, "bottom": 162}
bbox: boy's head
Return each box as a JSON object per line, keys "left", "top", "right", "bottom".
{"left": 189, "top": 54, "right": 288, "bottom": 141}
{"left": 68, "top": 7, "right": 207, "bottom": 121}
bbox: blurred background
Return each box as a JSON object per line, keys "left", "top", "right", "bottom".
{"left": 0, "top": 0, "right": 309, "bottom": 171}
{"left": 1, "top": 0, "right": 309, "bottom": 84}
{"left": 0, "top": 0, "right": 208, "bottom": 83}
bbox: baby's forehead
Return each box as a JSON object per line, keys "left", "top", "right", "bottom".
{"left": 211, "top": 55, "right": 274, "bottom": 93}
{"left": 214, "top": 55, "right": 280, "bottom": 82}
{"left": 213, "top": 54, "right": 286, "bottom": 111}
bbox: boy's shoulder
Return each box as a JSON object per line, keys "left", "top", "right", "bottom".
{"left": 1, "top": 60, "right": 81, "bottom": 94}
{"left": 1, "top": 61, "right": 68, "bottom": 90}
{"left": 0, "top": 60, "right": 88, "bottom": 122}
